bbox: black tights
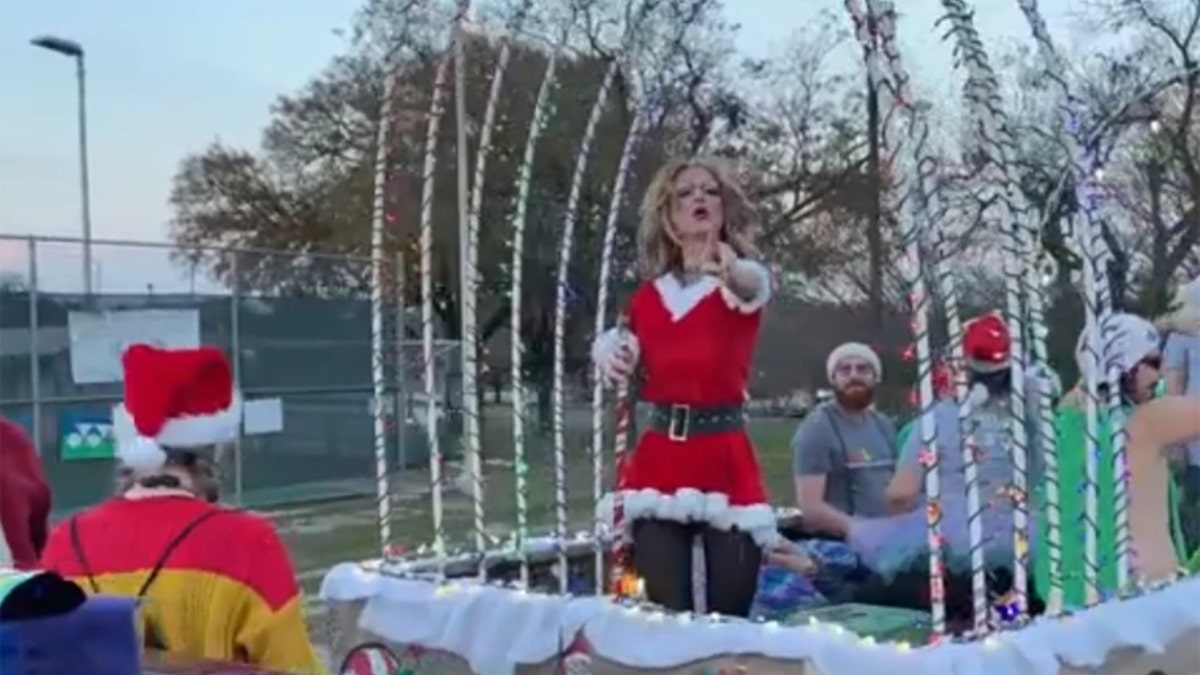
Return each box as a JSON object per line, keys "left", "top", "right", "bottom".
{"left": 632, "top": 518, "right": 761, "bottom": 617}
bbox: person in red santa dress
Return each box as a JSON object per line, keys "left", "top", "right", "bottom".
{"left": 40, "top": 344, "right": 326, "bottom": 673}
{"left": 592, "top": 156, "right": 777, "bottom": 617}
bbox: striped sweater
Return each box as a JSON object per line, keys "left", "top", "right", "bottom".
{"left": 40, "top": 494, "right": 326, "bottom": 674}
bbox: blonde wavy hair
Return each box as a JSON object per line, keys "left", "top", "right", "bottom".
{"left": 637, "top": 156, "right": 760, "bottom": 278}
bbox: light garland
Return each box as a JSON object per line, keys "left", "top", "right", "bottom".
{"left": 509, "top": 37, "right": 564, "bottom": 590}
{"left": 590, "top": 76, "right": 651, "bottom": 595}
{"left": 369, "top": 65, "right": 400, "bottom": 561}
{"left": 847, "top": 0, "right": 948, "bottom": 637}
{"left": 418, "top": 26, "right": 456, "bottom": 577}
{"left": 551, "top": 58, "right": 621, "bottom": 594}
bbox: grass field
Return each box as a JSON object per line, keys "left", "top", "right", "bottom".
{"left": 274, "top": 404, "right": 801, "bottom": 593}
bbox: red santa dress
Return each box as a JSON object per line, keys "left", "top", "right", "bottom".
{"left": 594, "top": 261, "right": 778, "bottom": 548}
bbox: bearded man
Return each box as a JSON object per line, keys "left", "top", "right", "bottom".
{"left": 793, "top": 342, "right": 898, "bottom": 536}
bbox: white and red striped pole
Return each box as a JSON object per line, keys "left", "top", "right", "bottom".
{"left": 609, "top": 317, "right": 636, "bottom": 597}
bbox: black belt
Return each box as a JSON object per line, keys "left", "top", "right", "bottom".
{"left": 649, "top": 404, "right": 745, "bottom": 441}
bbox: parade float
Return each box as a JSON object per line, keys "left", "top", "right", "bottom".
{"left": 320, "top": 0, "right": 1200, "bottom": 673}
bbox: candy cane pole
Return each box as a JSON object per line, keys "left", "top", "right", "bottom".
{"left": 419, "top": 45, "right": 454, "bottom": 575}
{"left": 369, "top": 68, "right": 399, "bottom": 559}
{"left": 1014, "top": 0, "right": 1108, "bottom": 602}
{"left": 509, "top": 43, "right": 562, "bottom": 589}
{"left": 552, "top": 58, "right": 621, "bottom": 593}
{"left": 609, "top": 320, "right": 634, "bottom": 596}
{"left": 848, "top": 0, "right": 947, "bottom": 636}
{"left": 450, "top": 0, "right": 487, "bottom": 575}
{"left": 591, "top": 86, "right": 648, "bottom": 594}
{"left": 1027, "top": 253, "right": 1064, "bottom": 612}
{"left": 933, "top": 226, "right": 987, "bottom": 633}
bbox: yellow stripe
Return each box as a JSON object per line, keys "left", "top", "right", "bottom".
{"left": 71, "top": 569, "right": 327, "bottom": 674}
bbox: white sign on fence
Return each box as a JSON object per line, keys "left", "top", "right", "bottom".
{"left": 68, "top": 309, "right": 201, "bottom": 384}
{"left": 242, "top": 397, "right": 284, "bottom": 435}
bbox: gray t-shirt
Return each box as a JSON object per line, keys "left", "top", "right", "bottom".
{"left": 1164, "top": 332, "right": 1200, "bottom": 465}
{"left": 792, "top": 402, "right": 897, "bottom": 517}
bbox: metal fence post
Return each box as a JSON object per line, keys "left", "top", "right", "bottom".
{"left": 230, "top": 249, "right": 243, "bottom": 506}
{"left": 27, "top": 238, "right": 41, "bottom": 456}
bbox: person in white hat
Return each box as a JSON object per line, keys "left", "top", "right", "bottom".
{"left": 1065, "top": 313, "right": 1200, "bottom": 580}
{"left": 790, "top": 341, "right": 897, "bottom": 602}
{"left": 1159, "top": 275, "right": 1200, "bottom": 551}
{"left": 38, "top": 344, "right": 326, "bottom": 673}
{"left": 793, "top": 342, "right": 896, "bottom": 537}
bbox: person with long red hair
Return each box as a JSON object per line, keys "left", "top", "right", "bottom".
{"left": 0, "top": 416, "right": 52, "bottom": 569}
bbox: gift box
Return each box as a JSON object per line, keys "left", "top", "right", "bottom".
{"left": 0, "top": 570, "right": 140, "bottom": 675}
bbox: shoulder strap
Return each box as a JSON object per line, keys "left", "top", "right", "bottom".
{"left": 136, "top": 508, "right": 229, "bottom": 652}
{"left": 867, "top": 411, "right": 897, "bottom": 458}
{"left": 68, "top": 517, "right": 100, "bottom": 593}
{"left": 135, "top": 508, "right": 227, "bottom": 599}
{"left": 821, "top": 407, "right": 854, "bottom": 514}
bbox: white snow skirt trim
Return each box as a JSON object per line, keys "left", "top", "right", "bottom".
{"left": 597, "top": 488, "right": 780, "bottom": 548}
{"left": 718, "top": 259, "right": 771, "bottom": 314}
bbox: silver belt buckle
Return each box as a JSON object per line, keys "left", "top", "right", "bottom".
{"left": 667, "top": 404, "right": 690, "bottom": 442}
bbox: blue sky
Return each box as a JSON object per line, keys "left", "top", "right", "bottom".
{"left": 0, "top": 0, "right": 1079, "bottom": 292}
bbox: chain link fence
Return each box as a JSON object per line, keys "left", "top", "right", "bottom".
{"left": 0, "top": 235, "right": 461, "bottom": 514}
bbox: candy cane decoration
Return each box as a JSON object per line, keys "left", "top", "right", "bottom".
{"left": 552, "top": 58, "right": 621, "bottom": 593}
{"left": 609, "top": 319, "right": 634, "bottom": 596}
{"left": 937, "top": 0, "right": 1034, "bottom": 620}
{"left": 1026, "top": 253, "right": 1064, "bottom": 612}
{"left": 932, "top": 225, "right": 988, "bottom": 632}
{"left": 590, "top": 85, "right": 649, "bottom": 594}
{"left": 449, "top": 0, "right": 488, "bottom": 574}
{"left": 1014, "top": 0, "right": 1111, "bottom": 601}
{"left": 462, "top": 0, "right": 533, "bottom": 577}
{"left": 1076, "top": 165, "right": 1106, "bottom": 601}
{"left": 419, "top": 44, "right": 454, "bottom": 575}
{"left": 847, "top": 0, "right": 947, "bottom": 636}
{"left": 509, "top": 41, "right": 563, "bottom": 590}
{"left": 369, "top": 68, "right": 399, "bottom": 560}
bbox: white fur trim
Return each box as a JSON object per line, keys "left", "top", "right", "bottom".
{"left": 112, "top": 393, "right": 243, "bottom": 462}
{"left": 718, "top": 259, "right": 771, "bottom": 314}
{"left": 591, "top": 329, "right": 639, "bottom": 387}
{"left": 596, "top": 488, "right": 779, "bottom": 548}
{"left": 117, "top": 436, "right": 168, "bottom": 473}
{"left": 826, "top": 342, "right": 882, "bottom": 382}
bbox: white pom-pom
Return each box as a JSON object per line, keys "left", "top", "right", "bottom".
{"left": 965, "top": 383, "right": 989, "bottom": 412}
{"left": 118, "top": 436, "right": 167, "bottom": 474}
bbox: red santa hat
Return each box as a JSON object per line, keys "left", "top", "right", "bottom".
{"left": 111, "top": 344, "right": 242, "bottom": 474}
{"left": 963, "top": 313, "right": 1011, "bottom": 374}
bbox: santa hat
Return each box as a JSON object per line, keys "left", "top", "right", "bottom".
{"left": 1076, "top": 313, "right": 1160, "bottom": 379}
{"left": 111, "top": 344, "right": 242, "bottom": 474}
{"left": 961, "top": 313, "right": 1012, "bottom": 410}
{"left": 963, "top": 313, "right": 1011, "bottom": 374}
{"left": 826, "top": 342, "right": 882, "bottom": 382}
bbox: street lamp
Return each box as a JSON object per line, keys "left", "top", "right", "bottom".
{"left": 31, "top": 35, "right": 93, "bottom": 296}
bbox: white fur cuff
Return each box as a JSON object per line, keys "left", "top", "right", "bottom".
{"left": 591, "top": 328, "right": 639, "bottom": 386}
{"left": 719, "top": 260, "right": 772, "bottom": 314}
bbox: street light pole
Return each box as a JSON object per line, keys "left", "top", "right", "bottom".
{"left": 31, "top": 35, "right": 93, "bottom": 296}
